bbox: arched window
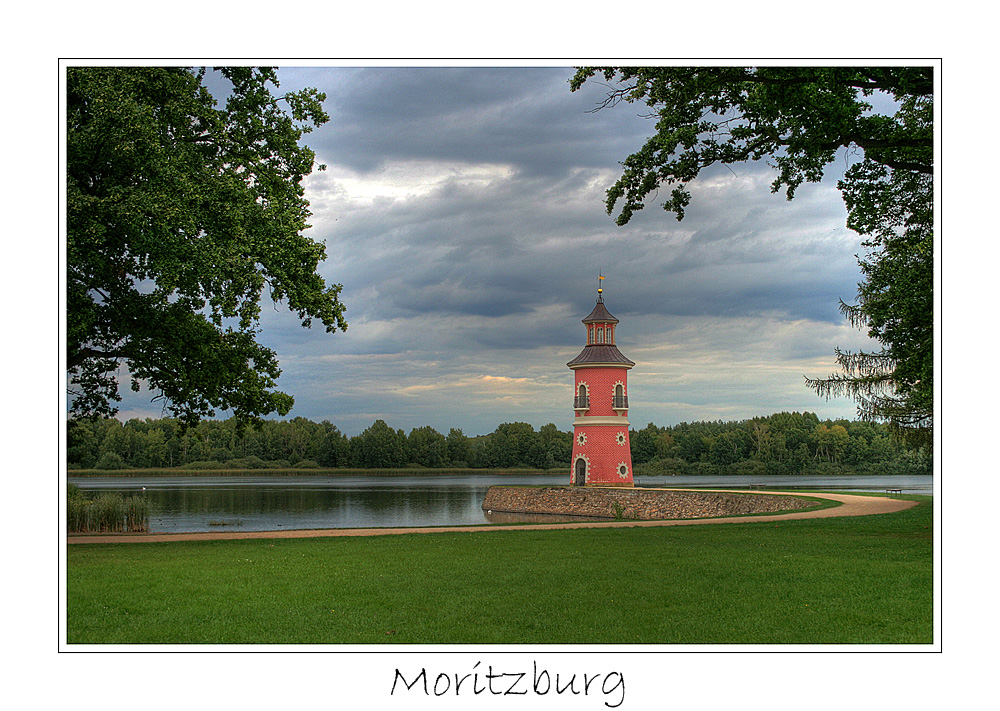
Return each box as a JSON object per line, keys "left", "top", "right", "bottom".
{"left": 597, "top": 327, "right": 604, "bottom": 344}
{"left": 613, "top": 383, "right": 628, "bottom": 411}
{"left": 575, "top": 383, "right": 589, "bottom": 410}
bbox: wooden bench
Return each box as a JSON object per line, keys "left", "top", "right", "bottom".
{"left": 886, "top": 488, "right": 902, "bottom": 496}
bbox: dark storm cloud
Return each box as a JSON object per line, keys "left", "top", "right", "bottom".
{"left": 308, "top": 143, "right": 860, "bottom": 332}
{"left": 295, "top": 66, "right": 654, "bottom": 178}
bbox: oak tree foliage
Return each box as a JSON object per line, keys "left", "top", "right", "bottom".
{"left": 570, "top": 66, "right": 933, "bottom": 447}
{"left": 67, "top": 66, "right": 347, "bottom": 430}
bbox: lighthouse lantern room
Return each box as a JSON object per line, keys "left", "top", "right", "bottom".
{"left": 567, "top": 280, "right": 635, "bottom": 487}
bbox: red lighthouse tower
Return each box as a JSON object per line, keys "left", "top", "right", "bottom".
{"left": 567, "top": 281, "right": 635, "bottom": 487}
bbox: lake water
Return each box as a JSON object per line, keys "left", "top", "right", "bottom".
{"left": 68, "top": 472, "right": 933, "bottom": 533}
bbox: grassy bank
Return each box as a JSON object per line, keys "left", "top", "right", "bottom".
{"left": 66, "top": 495, "right": 932, "bottom": 645}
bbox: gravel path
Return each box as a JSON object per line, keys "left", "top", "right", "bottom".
{"left": 66, "top": 489, "right": 918, "bottom": 544}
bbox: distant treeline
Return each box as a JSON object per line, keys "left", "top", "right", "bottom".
{"left": 67, "top": 411, "right": 930, "bottom": 476}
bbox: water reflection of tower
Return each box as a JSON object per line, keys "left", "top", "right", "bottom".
{"left": 567, "top": 278, "right": 634, "bottom": 487}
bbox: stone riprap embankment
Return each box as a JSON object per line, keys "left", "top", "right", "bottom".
{"left": 481, "top": 486, "right": 816, "bottom": 520}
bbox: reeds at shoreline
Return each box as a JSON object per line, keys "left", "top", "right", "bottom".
{"left": 68, "top": 485, "right": 150, "bottom": 533}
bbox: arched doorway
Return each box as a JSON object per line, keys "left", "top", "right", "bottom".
{"left": 574, "top": 457, "right": 587, "bottom": 486}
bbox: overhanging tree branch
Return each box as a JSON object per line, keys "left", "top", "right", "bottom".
{"left": 67, "top": 66, "right": 345, "bottom": 430}
{"left": 571, "top": 65, "right": 934, "bottom": 448}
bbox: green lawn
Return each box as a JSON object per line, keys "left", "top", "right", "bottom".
{"left": 66, "top": 495, "right": 933, "bottom": 645}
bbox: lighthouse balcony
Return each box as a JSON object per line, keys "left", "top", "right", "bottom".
{"left": 612, "top": 395, "right": 629, "bottom": 414}
{"left": 573, "top": 395, "right": 590, "bottom": 411}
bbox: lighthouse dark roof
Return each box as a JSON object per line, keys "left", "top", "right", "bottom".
{"left": 567, "top": 343, "right": 635, "bottom": 367}
{"left": 568, "top": 293, "right": 634, "bottom": 368}
{"left": 582, "top": 297, "right": 619, "bottom": 324}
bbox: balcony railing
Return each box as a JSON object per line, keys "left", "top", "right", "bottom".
{"left": 613, "top": 395, "right": 629, "bottom": 410}
{"left": 573, "top": 396, "right": 590, "bottom": 410}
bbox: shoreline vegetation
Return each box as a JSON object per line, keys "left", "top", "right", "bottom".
{"left": 68, "top": 484, "right": 149, "bottom": 532}
{"left": 67, "top": 466, "right": 927, "bottom": 478}
{"left": 67, "top": 411, "right": 931, "bottom": 477}
{"left": 69, "top": 467, "right": 559, "bottom": 477}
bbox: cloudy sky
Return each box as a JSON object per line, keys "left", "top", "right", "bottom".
{"left": 114, "top": 65, "right": 881, "bottom": 436}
